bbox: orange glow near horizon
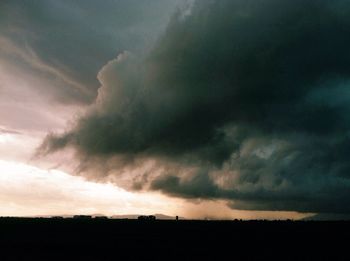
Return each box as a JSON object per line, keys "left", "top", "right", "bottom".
{"left": 0, "top": 159, "right": 313, "bottom": 220}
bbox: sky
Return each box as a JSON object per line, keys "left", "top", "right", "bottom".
{"left": 0, "top": 0, "right": 350, "bottom": 219}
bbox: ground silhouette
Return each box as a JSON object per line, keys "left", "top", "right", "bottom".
{"left": 0, "top": 217, "right": 349, "bottom": 260}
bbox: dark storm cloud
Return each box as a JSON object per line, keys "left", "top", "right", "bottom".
{"left": 42, "top": 0, "right": 350, "bottom": 213}
{"left": 0, "top": 0, "right": 183, "bottom": 103}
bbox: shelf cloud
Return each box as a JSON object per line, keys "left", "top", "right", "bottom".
{"left": 42, "top": 0, "right": 350, "bottom": 213}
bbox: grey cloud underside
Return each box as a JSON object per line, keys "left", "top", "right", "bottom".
{"left": 44, "top": 0, "right": 350, "bottom": 213}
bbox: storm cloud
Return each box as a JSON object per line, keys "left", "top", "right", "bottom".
{"left": 42, "top": 0, "right": 350, "bottom": 213}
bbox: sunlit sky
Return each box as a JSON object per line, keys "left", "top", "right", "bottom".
{"left": 1, "top": 0, "right": 350, "bottom": 219}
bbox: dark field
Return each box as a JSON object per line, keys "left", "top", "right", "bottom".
{"left": 1, "top": 218, "right": 349, "bottom": 261}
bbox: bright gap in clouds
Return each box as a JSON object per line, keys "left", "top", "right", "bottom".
{"left": 0, "top": 159, "right": 181, "bottom": 217}
{"left": 0, "top": 159, "right": 312, "bottom": 220}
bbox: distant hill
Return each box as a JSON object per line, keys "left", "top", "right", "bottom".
{"left": 30, "top": 214, "right": 74, "bottom": 218}
{"left": 18, "top": 213, "right": 184, "bottom": 220}
{"left": 111, "top": 214, "right": 184, "bottom": 220}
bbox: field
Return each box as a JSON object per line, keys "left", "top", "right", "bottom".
{"left": 1, "top": 218, "right": 349, "bottom": 260}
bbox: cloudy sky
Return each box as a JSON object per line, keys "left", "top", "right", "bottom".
{"left": 1, "top": 0, "right": 350, "bottom": 219}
